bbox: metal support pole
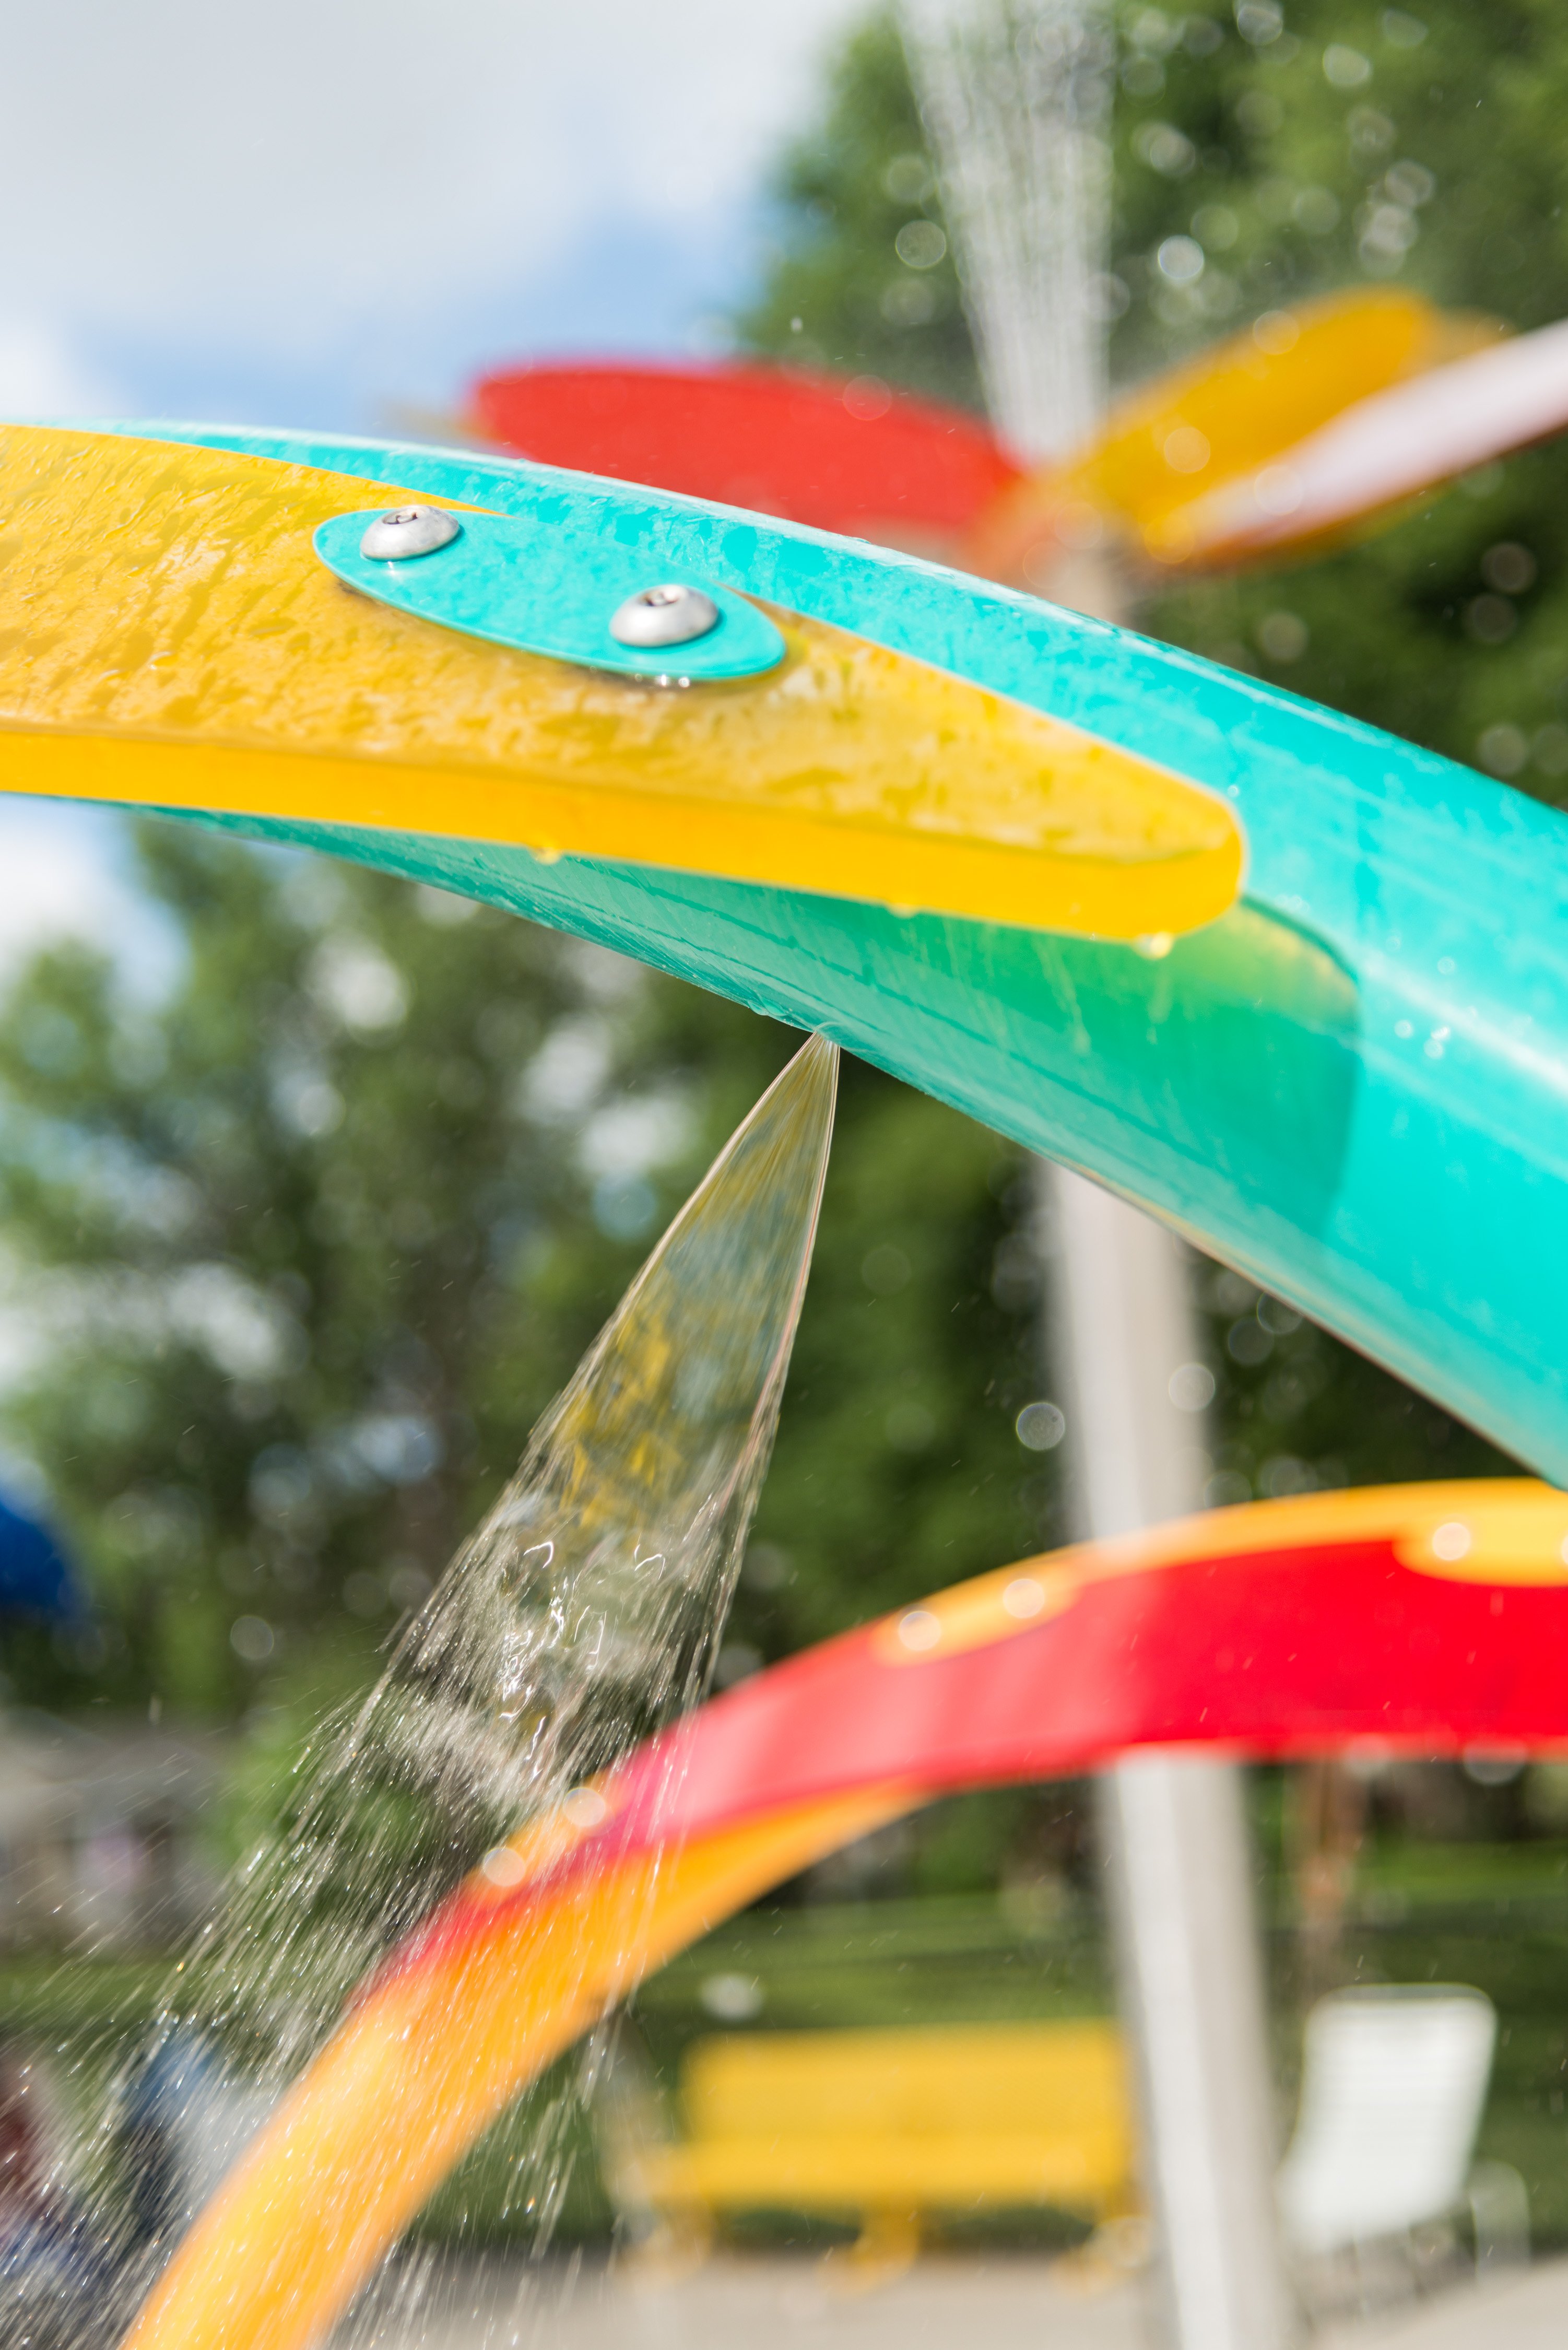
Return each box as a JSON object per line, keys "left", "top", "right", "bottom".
{"left": 1102, "top": 1756, "right": 1291, "bottom": 2348}
{"left": 1045, "top": 1166, "right": 1296, "bottom": 2350}
{"left": 901, "top": 9, "right": 1294, "bottom": 2335}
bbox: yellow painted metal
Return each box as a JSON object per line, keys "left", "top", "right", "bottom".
{"left": 0, "top": 427, "right": 1241, "bottom": 939}
{"left": 972, "top": 289, "right": 1499, "bottom": 583}
{"left": 871, "top": 1477, "right": 1568, "bottom": 1665}
{"left": 641, "top": 2019, "right": 1135, "bottom": 2224}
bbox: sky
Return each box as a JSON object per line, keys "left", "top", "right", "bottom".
{"left": 0, "top": 0, "right": 868, "bottom": 973}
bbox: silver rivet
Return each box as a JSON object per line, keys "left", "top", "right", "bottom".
{"left": 609, "top": 582, "right": 720, "bottom": 649}
{"left": 359, "top": 506, "right": 462, "bottom": 561}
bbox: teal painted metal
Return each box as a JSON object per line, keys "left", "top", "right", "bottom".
{"left": 312, "top": 504, "right": 785, "bottom": 682}
{"left": 78, "top": 424, "right": 1568, "bottom": 1484}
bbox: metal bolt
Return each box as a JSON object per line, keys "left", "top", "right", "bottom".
{"left": 359, "top": 506, "right": 462, "bottom": 561}
{"left": 609, "top": 582, "right": 720, "bottom": 649}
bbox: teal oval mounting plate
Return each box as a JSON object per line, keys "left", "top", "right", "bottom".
{"left": 313, "top": 506, "right": 787, "bottom": 682}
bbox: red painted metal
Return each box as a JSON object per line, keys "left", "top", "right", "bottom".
{"left": 470, "top": 359, "right": 1021, "bottom": 541}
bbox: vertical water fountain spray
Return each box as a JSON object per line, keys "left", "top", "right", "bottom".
{"left": 900, "top": 8, "right": 1293, "bottom": 2346}
{"left": 98, "top": 1034, "right": 838, "bottom": 2350}
{"left": 900, "top": 0, "right": 1112, "bottom": 465}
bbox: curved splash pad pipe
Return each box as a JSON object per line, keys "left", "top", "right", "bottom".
{"left": 7, "top": 420, "right": 1568, "bottom": 1479}
{"left": 122, "top": 1477, "right": 1568, "bottom": 2350}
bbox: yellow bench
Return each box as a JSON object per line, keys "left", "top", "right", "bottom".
{"left": 622, "top": 2018, "right": 1136, "bottom": 2263}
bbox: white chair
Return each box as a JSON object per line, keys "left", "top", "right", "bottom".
{"left": 1277, "top": 1985, "right": 1528, "bottom": 2301}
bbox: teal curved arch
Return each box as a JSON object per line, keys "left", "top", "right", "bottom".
{"left": 75, "top": 421, "right": 1568, "bottom": 1482}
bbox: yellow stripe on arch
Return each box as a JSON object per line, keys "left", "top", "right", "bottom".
{"left": 874, "top": 1478, "right": 1568, "bottom": 1664}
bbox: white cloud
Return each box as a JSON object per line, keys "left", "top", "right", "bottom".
{"left": 522, "top": 1016, "right": 613, "bottom": 1121}
{"left": 0, "top": 321, "right": 116, "bottom": 418}
{"left": 0, "top": 0, "right": 866, "bottom": 395}
{"left": 580, "top": 1090, "right": 692, "bottom": 1178}
{"left": 0, "top": 803, "right": 176, "bottom": 994}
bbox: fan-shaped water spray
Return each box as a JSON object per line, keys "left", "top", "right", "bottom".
{"left": 21, "top": 1034, "right": 835, "bottom": 2350}
{"left": 186, "top": 1028, "right": 835, "bottom": 2070}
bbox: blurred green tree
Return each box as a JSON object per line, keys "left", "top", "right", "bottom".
{"left": 740, "top": 1, "right": 1568, "bottom": 804}
{"left": 0, "top": 825, "right": 1042, "bottom": 1728}
{"left": 0, "top": 827, "right": 641, "bottom": 1718}
{"left": 738, "top": 14, "right": 978, "bottom": 404}
{"left": 728, "top": 1052, "right": 1040, "bottom": 1666}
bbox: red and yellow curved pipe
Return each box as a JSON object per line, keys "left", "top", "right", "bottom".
{"left": 125, "top": 1477, "right": 1568, "bottom": 2350}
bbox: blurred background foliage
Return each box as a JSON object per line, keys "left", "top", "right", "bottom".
{"left": 0, "top": 827, "right": 1041, "bottom": 1737}
{"left": 0, "top": 0, "right": 1555, "bottom": 1885}
{"left": 741, "top": 0, "right": 1568, "bottom": 804}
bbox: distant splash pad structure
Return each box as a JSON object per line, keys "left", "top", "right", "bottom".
{"left": 471, "top": 288, "right": 1568, "bottom": 584}
{"left": 0, "top": 346, "right": 1565, "bottom": 2341}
